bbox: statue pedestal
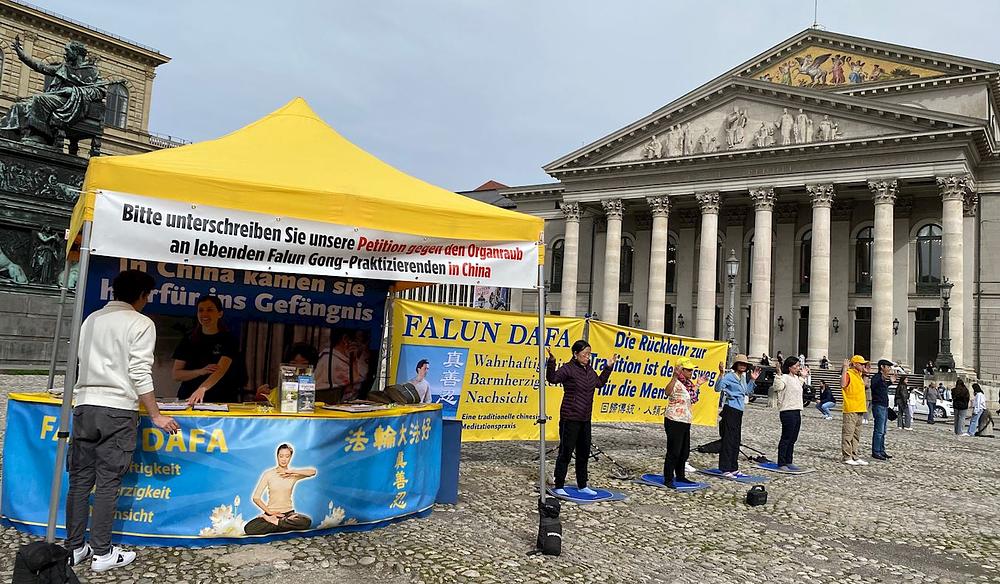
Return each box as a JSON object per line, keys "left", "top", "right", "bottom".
{"left": 0, "top": 138, "right": 86, "bottom": 369}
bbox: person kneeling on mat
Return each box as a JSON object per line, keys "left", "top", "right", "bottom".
{"left": 772, "top": 356, "right": 804, "bottom": 472}
{"left": 546, "top": 341, "right": 617, "bottom": 497}
{"left": 663, "top": 357, "right": 710, "bottom": 488}
{"left": 714, "top": 354, "right": 760, "bottom": 479}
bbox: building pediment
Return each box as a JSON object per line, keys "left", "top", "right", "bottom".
{"left": 546, "top": 78, "right": 983, "bottom": 174}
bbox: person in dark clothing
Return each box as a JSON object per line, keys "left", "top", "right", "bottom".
{"left": 173, "top": 295, "right": 245, "bottom": 404}
{"left": 870, "top": 360, "right": 895, "bottom": 460}
{"left": 815, "top": 380, "right": 836, "bottom": 419}
{"left": 895, "top": 375, "right": 913, "bottom": 430}
{"left": 952, "top": 379, "right": 971, "bottom": 436}
{"left": 546, "top": 340, "right": 617, "bottom": 496}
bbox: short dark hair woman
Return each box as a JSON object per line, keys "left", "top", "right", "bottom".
{"left": 173, "top": 295, "right": 245, "bottom": 404}
{"left": 772, "top": 355, "right": 804, "bottom": 471}
{"left": 546, "top": 340, "right": 617, "bottom": 496}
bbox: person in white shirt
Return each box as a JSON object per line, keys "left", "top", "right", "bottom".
{"left": 408, "top": 359, "right": 431, "bottom": 403}
{"left": 66, "top": 270, "right": 179, "bottom": 573}
{"left": 772, "top": 356, "right": 805, "bottom": 472}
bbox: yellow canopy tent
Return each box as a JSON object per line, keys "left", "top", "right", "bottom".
{"left": 46, "top": 98, "right": 553, "bottom": 542}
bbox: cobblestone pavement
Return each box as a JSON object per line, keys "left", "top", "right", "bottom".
{"left": 0, "top": 375, "right": 997, "bottom": 583}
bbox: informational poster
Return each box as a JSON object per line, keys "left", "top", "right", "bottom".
{"left": 90, "top": 190, "right": 539, "bottom": 288}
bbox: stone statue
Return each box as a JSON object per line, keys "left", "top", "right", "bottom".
{"left": 666, "top": 125, "right": 682, "bottom": 157}
{"left": 0, "top": 245, "right": 28, "bottom": 284}
{"left": 778, "top": 108, "right": 794, "bottom": 145}
{"left": 724, "top": 106, "right": 747, "bottom": 149}
{"left": 682, "top": 123, "right": 695, "bottom": 155}
{"left": 805, "top": 118, "right": 814, "bottom": 143}
{"left": 641, "top": 134, "right": 663, "bottom": 159}
{"left": 31, "top": 225, "right": 60, "bottom": 285}
{"left": 818, "top": 115, "right": 834, "bottom": 141}
{"left": 697, "top": 127, "right": 717, "bottom": 153}
{"left": 0, "top": 36, "right": 117, "bottom": 151}
{"left": 753, "top": 122, "right": 771, "bottom": 148}
{"left": 795, "top": 109, "right": 809, "bottom": 144}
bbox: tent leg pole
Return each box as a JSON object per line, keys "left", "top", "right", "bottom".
{"left": 382, "top": 292, "right": 393, "bottom": 391}
{"left": 46, "top": 258, "right": 71, "bottom": 390}
{"left": 46, "top": 221, "right": 93, "bottom": 543}
{"left": 537, "top": 265, "right": 547, "bottom": 503}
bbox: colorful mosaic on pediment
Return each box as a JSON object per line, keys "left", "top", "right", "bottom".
{"left": 752, "top": 45, "right": 944, "bottom": 88}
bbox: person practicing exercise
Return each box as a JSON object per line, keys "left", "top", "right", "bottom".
{"left": 713, "top": 354, "right": 759, "bottom": 479}
{"left": 546, "top": 340, "right": 617, "bottom": 496}
{"left": 772, "top": 355, "right": 804, "bottom": 471}
{"left": 841, "top": 356, "right": 870, "bottom": 465}
{"left": 245, "top": 443, "right": 317, "bottom": 535}
{"left": 663, "top": 357, "right": 710, "bottom": 488}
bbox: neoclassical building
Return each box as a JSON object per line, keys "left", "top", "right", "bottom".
{"left": 502, "top": 28, "right": 1000, "bottom": 382}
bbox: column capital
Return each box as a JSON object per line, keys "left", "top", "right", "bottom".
{"left": 559, "top": 202, "right": 581, "bottom": 222}
{"left": 695, "top": 191, "right": 721, "bottom": 214}
{"left": 646, "top": 195, "right": 671, "bottom": 218}
{"left": 964, "top": 192, "right": 979, "bottom": 217}
{"left": 676, "top": 207, "right": 700, "bottom": 228}
{"left": 806, "top": 183, "right": 836, "bottom": 207}
{"left": 749, "top": 187, "right": 777, "bottom": 211}
{"left": 867, "top": 178, "right": 898, "bottom": 205}
{"left": 936, "top": 174, "right": 973, "bottom": 201}
{"left": 775, "top": 202, "right": 799, "bottom": 224}
{"left": 601, "top": 198, "right": 624, "bottom": 219}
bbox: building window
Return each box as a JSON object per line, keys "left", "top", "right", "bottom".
{"left": 620, "top": 238, "right": 634, "bottom": 293}
{"left": 550, "top": 239, "right": 564, "bottom": 293}
{"left": 916, "top": 223, "right": 943, "bottom": 292}
{"left": 104, "top": 84, "right": 128, "bottom": 129}
{"left": 855, "top": 226, "right": 873, "bottom": 294}
{"left": 799, "top": 230, "right": 812, "bottom": 293}
{"left": 665, "top": 234, "right": 677, "bottom": 293}
{"left": 743, "top": 235, "right": 754, "bottom": 294}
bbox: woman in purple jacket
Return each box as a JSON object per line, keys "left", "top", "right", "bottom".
{"left": 546, "top": 340, "right": 617, "bottom": 496}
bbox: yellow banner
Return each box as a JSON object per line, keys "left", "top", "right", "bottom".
{"left": 587, "top": 321, "right": 728, "bottom": 427}
{"left": 390, "top": 300, "right": 584, "bottom": 441}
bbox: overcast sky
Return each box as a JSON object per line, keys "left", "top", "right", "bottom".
{"left": 36, "top": 0, "right": 1000, "bottom": 191}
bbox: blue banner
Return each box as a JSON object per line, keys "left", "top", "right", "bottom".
{"left": 1, "top": 396, "right": 441, "bottom": 546}
{"left": 83, "top": 256, "right": 389, "bottom": 335}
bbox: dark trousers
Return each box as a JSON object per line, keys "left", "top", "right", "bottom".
{"left": 777, "top": 410, "right": 801, "bottom": 466}
{"left": 554, "top": 420, "right": 591, "bottom": 489}
{"left": 719, "top": 405, "right": 743, "bottom": 472}
{"left": 65, "top": 405, "right": 138, "bottom": 556}
{"left": 663, "top": 418, "right": 691, "bottom": 482}
{"left": 244, "top": 511, "right": 312, "bottom": 535}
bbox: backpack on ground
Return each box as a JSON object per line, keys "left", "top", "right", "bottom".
{"left": 11, "top": 541, "right": 80, "bottom": 584}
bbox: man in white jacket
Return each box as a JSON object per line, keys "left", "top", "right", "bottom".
{"left": 66, "top": 270, "right": 179, "bottom": 573}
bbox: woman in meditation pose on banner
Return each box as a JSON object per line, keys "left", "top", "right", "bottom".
{"left": 173, "top": 295, "right": 245, "bottom": 404}
{"left": 546, "top": 340, "right": 617, "bottom": 497}
{"left": 662, "top": 357, "right": 709, "bottom": 488}
{"left": 245, "top": 443, "right": 316, "bottom": 535}
{"left": 772, "top": 355, "right": 805, "bottom": 471}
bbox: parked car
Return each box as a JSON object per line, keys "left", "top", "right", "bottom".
{"left": 889, "top": 392, "right": 952, "bottom": 420}
{"left": 747, "top": 366, "right": 814, "bottom": 407}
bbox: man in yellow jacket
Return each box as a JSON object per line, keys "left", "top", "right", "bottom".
{"left": 841, "top": 355, "right": 870, "bottom": 466}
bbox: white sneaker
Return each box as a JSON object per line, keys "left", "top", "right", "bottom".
{"left": 91, "top": 546, "right": 136, "bottom": 572}
{"left": 843, "top": 459, "right": 859, "bottom": 466}
{"left": 578, "top": 486, "right": 598, "bottom": 496}
{"left": 71, "top": 543, "right": 92, "bottom": 566}
{"left": 855, "top": 458, "right": 869, "bottom": 466}
{"left": 824, "top": 416, "right": 833, "bottom": 420}
{"left": 684, "top": 462, "right": 697, "bottom": 473}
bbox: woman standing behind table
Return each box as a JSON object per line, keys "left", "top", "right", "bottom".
{"left": 772, "top": 355, "right": 804, "bottom": 471}
{"left": 173, "top": 295, "right": 245, "bottom": 404}
{"left": 546, "top": 341, "right": 617, "bottom": 497}
{"left": 662, "top": 357, "right": 710, "bottom": 488}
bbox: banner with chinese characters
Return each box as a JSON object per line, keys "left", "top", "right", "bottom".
{"left": 390, "top": 299, "right": 585, "bottom": 441}
{"left": 587, "top": 321, "right": 728, "bottom": 427}
{"left": 0, "top": 394, "right": 441, "bottom": 546}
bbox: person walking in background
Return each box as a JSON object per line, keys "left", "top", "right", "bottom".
{"left": 895, "top": 375, "right": 913, "bottom": 430}
{"left": 841, "top": 356, "right": 869, "bottom": 466}
{"left": 546, "top": 341, "right": 616, "bottom": 496}
{"left": 968, "top": 384, "right": 987, "bottom": 436}
{"left": 924, "top": 383, "right": 939, "bottom": 424}
{"left": 815, "top": 380, "right": 836, "bottom": 419}
{"left": 939, "top": 382, "right": 950, "bottom": 401}
{"left": 773, "top": 356, "right": 805, "bottom": 472}
{"left": 952, "top": 379, "right": 971, "bottom": 436}
{"left": 870, "top": 360, "right": 895, "bottom": 460}
{"left": 662, "top": 357, "right": 710, "bottom": 488}
{"left": 714, "top": 354, "right": 760, "bottom": 479}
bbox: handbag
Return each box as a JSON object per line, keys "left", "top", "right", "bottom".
{"left": 887, "top": 408, "right": 898, "bottom": 422}
{"left": 745, "top": 485, "right": 768, "bottom": 507}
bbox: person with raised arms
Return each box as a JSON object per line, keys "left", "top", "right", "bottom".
{"left": 546, "top": 340, "right": 617, "bottom": 497}
{"left": 841, "top": 355, "right": 870, "bottom": 466}
{"left": 772, "top": 355, "right": 805, "bottom": 471}
{"left": 713, "top": 354, "right": 760, "bottom": 479}
{"left": 662, "top": 357, "right": 710, "bottom": 488}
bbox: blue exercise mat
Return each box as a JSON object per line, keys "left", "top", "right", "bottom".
{"left": 545, "top": 486, "right": 617, "bottom": 503}
{"left": 635, "top": 473, "right": 709, "bottom": 491}
{"left": 697, "top": 468, "right": 768, "bottom": 483}
{"left": 755, "top": 462, "right": 816, "bottom": 475}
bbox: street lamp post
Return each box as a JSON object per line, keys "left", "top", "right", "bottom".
{"left": 935, "top": 278, "right": 956, "bottom": 372}
{"left": 725, "top": 248, "right": 739, "bottom": 366}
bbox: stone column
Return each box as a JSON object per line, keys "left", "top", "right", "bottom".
{"left": 749, "top": 187, "right": 776, "bottom": 357}
{"left": 600, "top": 199, "right": 624, "bottom": 324}
{"left": 806, "top": 184, "right": 835, "bottom": 365}
{"left": 695, "top": 192, "right": 721, "bottom": 339}
{"left": 937, "top": 176, "right": 971, "bottom": 370}
{"left": 892, "top": 198, "right": 913, "bottom": 366}
{"left": 963, "top": 192, "right": 978, "bottom": 372}
{"left": 868, "top": 179, "right": 898, "bottom": 362}
{"left": 830, "top": 201, "right": 853, "bottom": 364}
{"left": 559, "top": 202, "right": 581, "bottom": 317}
{"left": 645, "top": 196, "right": 671, "bottom": 332}
{"left": 773, "top": 204, "right": 798, "bottom": 357}
{"left": 675, "top": 209, "right": 699, "bottom": 334}
{"left": 141, "top": 69, "right": 157, "bottom": 132}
